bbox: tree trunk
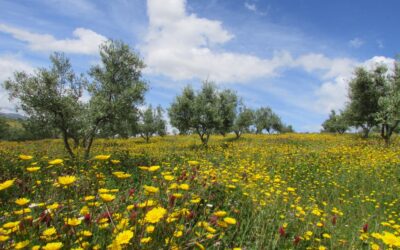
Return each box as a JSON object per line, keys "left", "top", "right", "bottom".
{"left": 73, "top": 137, "right": 79, "bottom": 149}
{"left": 84, "top": 132, "right": 95, "bottom": 159}
{"left": 205, "top": 133, "right": 210, "bottom": 145}
{"left": 234, "top": 130, "right": 241, "bottom": 139}
{"left": 381, "top": 121, "right": 400, "bottom": 146}
{"left": 361, "top": 126, "right": 370, "bottom": 138}
{"left": 62, "top": 131, "right": 75, "bottom": 158}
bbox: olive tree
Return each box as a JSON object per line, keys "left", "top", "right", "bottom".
{"left": 345, "top": 66, "right": 387, "bottom": 137}
{"left": 254, "top": 107, "right": 283, "bottom": 134}
{"left": 233, "top": 105, "right": 254, "bottom": 139}
{"left": 376, "top": 59, "right": 400, "bottom": 145}
{"left": 138, "top": 105, "right": 167, "bottom": 142}
{"left": 4, "top": 40, "right": 148, "bottom": 158}
{"left": 216, "top": 89, "right": 238, "bottom": 136}
{"left": 4, "top": 52, "right": 85, "bottom": 157}
{"left": 83, "top": 40, "right": 147, "bottom": 157}
{"left": 169, "top": 81, "right": 234, "bottom": 145}
{"left": 321, "top": 110, "right": 348, "bottom": 134}
{"left": 168, "top": 86, "right": 195, "bottom": 135}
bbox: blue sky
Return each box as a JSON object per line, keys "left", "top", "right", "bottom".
{"left": 0, "top": 0, "right": 399, "bottom": 132}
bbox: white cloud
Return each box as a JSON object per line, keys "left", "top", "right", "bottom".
{"left": 0, "top": 24, "right": 107, "bottom": 55}
{"left": 0, "top": 55, "right": 33, "bottom": 112}
{"left": 244, "top": 2, "right": 257, "bottom": 12}
{"left": 295, "top": 53, "right": 358, "bottom": 79}
{"left": 362, "top": 56, "right": 395, "bottom": 71}
{"left": 141, "top": 0, "right": 293, "bottom": 83}
{"left": 313, "top": 56, "right": 395, "bottom": 113}
{"left": 314, "top": 76, "right": 349, "bottom": 113}
{"left": 349, "top": 37, "right": 364, "bottom": 48}
{"left": 142, "top": 0, "right": 394, "bottom": 117}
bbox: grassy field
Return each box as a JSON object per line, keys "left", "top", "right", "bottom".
{"left": 1, "top": 134, "right": 400, "bottom": 249}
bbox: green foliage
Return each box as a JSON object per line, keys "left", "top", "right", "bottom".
{"left": 4, "top": 52, "right": 85, "bottom": 156}
{"left": 322, "top": 110, "right": 348, "bottom": 134}
{"left": 233, "top": 106, "right": 254, "bottom": 138}
{"left": 0, "top": 117, "right": 10, "bottom": 139}
{"left": 85, "top": 40, "right": 148, "bottom": 156}
{"left": 375, "top": 59, "right": 400, "bottom": 144}
{"left": 345, "top": 66, "right": 388, "bottom": 137}
{"left": 168, "top": 86, "right": 195, "bottom": 135}
{"left": 169, "top": 81, "right": 228, "bottom": 145}
{"left": 21, "top": 115, "right": 59, "bottom": 140}
{"left": 3, "top": 40, "right": 148, "bottom": 158}
{"left": 254, "top": 107, "right": 283, "bottom": 134}
{"left": 216, "top": 89, "right": 238, "bottom": 136}
{"left": 280, "top": 124, "right": 295, "bottom": 133}
{"left": 138, "top": 105, "right": 167, "bottom": 142}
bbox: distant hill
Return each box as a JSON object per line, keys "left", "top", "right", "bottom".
{"left": 0, "top": 112, "right": 26, "bottom": 120}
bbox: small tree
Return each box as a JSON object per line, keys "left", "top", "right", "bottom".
{"left": 233, "top": 106, "right": 254, "bottom": 139}
{"left": 168, "top": 86, "right": 195, "bottom": 135}
{"left": 376, "top": 59, "right": 400, "bottom": 145}
{"left": 83, "top": 40, "right": 147, "bottom": 157}
{"left": 4, "top": 40, "right": 148, "bottom": 158}
{"left": 254, "top": 107, "right": 282, "bottom": 134}
{"left": 270, "top": 113, "right": 284, "bottom": 133}
{"left": 216, "top": 89, "right": 238, "bottom": 136}
{"left": 4, "top": 52, "right": 85, "bottom": 158}
{"left": 281, "top": 124, "right": 295, "bottom": 133}
{"left": 138, "top": 105, "right": 166, "bottom": 142}
{"left": 345, "top": 66, "right": 387, "bottom": 137}
{"left": 169, "top": 81, "right": 228, "bottom": 145}
{"left": 254, "top": 107, "right": 272, "bottom": 134}
{"left": 322, "top": 110, "right": 348, "bottom": 134}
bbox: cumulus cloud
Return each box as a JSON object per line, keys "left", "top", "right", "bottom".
{"left": 141, "top": 0, "right": 390, "bottom": 116}
{"left": 141, "top": 0, "right": 294, "bottom": 83}
{"left": 0, "top": 55, "right": 33, "bottom": 112}
{"left": 313, "top": 56, "right": 395, "bottom": 113}
{"left": 0, "top": 24, "right": 107, "bottom": 55}
{"left": 349, "top": 37, "right": 364, "bottom": 48}
{"left": 295, "top": 53, "right": 358, "bottom": 79}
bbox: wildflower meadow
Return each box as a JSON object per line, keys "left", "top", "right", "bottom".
{"left": 1, "top": 134, "right": 400, "bottom": 249}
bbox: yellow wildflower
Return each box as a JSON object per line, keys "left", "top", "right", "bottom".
{"left": 144, "top": 207, "right": 167, "bottom": 223}
{"left": 65, "top": 218, "right": 81, "bottom": 226}
{"left": 48, "top": 159, "right": 63, "bottom": 165}
{"left": 0, "top": 179, "right": 15, "bottom": 191}
{"left": 94, "top": 155, "right": 111, "bottom": 160}
{"left": 42, "top": 242, "right": 63, "bottom": 250}
{"left": 14, "top": 240, "right": 30, "bottom": 249}
{"left": 148, "top": 166, "right": 160, "bottom": 172}
{"left": 26, "top": 167, "right": 40, "bottom": 172}
{"left": 141, "top": 237, "right": 152, "bottom": 243}
{"left": 115, "top": 230, "right": 133, "bottom": 245}
{"left": 223, "top": 217, "right": 237, "bottom": 225}
{"left": 15, "top": 198, "right": 30, "bottom": 206}
{"left": 19, "top": 154, "right": 33, "bottom": 160}
{"left": 42, "top": 227, "right": 57, "bottom": 236}
{"left": 100, "top": 193, "right": 116, "bottom": 202}
{"left": 58, "top": 176, "right": 76, "bottom": 186}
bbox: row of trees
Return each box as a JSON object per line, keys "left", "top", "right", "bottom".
{"left": 168, "top": 82, "right": 293, "bottom": 144}
{"left": 2, "top": 40, "right": 292, "bottom": 157}
{"left": 322, "top": 58, "right": 400, "bottom": 144}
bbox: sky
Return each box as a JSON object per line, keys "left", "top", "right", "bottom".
{"left": 0, "top": 0, "right": 399, "bottom": 132}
